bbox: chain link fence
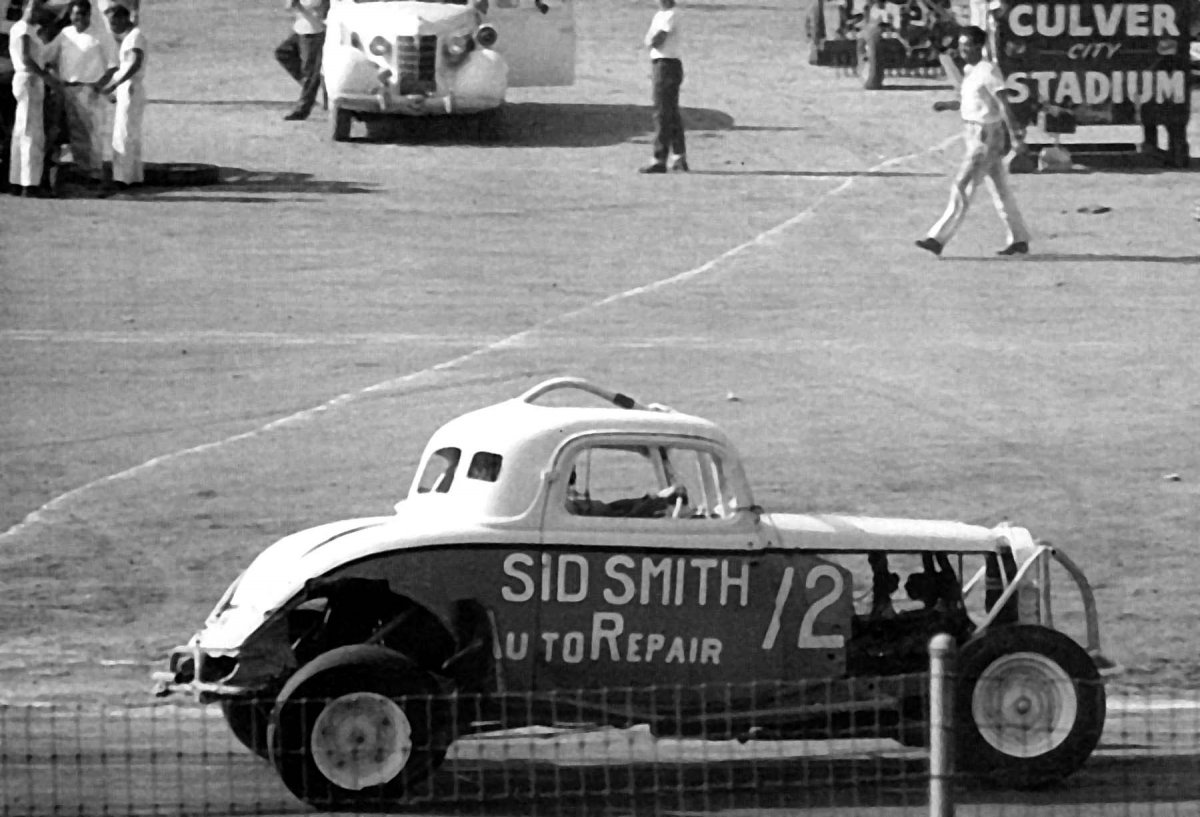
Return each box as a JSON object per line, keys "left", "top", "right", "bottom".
{"left": 1, "top": 674, "right": 1197, "bottom": 816}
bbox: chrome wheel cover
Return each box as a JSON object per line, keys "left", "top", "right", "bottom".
{"left": 311, "top": 691, "right": 413, "bottom": 790}
{"left": 971, "top": 651, "right": 1077, "bottom": 758}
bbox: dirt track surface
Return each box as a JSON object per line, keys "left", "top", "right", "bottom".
{"left": 2, "top": 0, "right": 1199, "bottom": 705}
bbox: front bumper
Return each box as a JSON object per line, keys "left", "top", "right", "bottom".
{"left": 152, "top": 642, "right": 253, "bottom": 701}
{"left": 334, "top": 90, "right": 502, "bottom": 117}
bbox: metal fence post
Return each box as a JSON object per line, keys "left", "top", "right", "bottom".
{"left": 929, "top": 633, "right": 956, "bottom": 817}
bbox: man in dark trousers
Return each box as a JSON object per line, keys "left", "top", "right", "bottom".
{"left": 639, "top": 0, "right": 687, "bottom": 173}
{"left": 275, "top": 0, "right": 326, "bottom": 121}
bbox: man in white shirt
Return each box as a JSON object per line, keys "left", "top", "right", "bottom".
{"left": 8, "top": 0, "right": 62, "bottom": 196}
{"left": 639, "top": 0, "right": 687, "bottom": 174}
{"left": 916, "top": 25, "right": 1031, "bottom": 257}
{"left": 275, "top": 0, "right": 327, "bottom": 121}
{"left": 98, "top": 0, "right": 143, "bottom": 188}
{"left": 51, "top": 0, "right": 115, "bottom": 182}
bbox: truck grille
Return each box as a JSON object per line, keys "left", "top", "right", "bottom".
{"left": 397, "top": 35, "right": 437, "bottom": 93}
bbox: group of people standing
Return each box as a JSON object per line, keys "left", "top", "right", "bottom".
{"left": 5, "top": 0, "right": 145, "bottom": 198}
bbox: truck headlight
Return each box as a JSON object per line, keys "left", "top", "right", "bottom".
{"left": 369, "top": 36, "right": 392, "bottom": 59}
{"left": 475, "top": 25, "right": 498, "bottom": 49}
{"left": 443, "top": 33, "right": 474, "bottom": 64}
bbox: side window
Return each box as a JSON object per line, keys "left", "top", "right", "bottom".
{"left": 467, "top": 451, "right": 503, "bottom": 482}
{"left": 567, "top": 446, "right": 658, "bottom": 510}
{"left": 416, "top": 447, "right": 460, "bottom": 494}
{"left": 562, "top": 443, "right": 737, "bottom": 520}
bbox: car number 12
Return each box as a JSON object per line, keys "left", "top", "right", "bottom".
{"left": 761, "top": 564, "right": 846, "bottom": 651}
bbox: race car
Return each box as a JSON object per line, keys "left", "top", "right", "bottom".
{"left": 321, "top": 0, "right": 575, "bottom": 141}
{"left": 154, "top": 377, "right": 1112, "bottom": 809}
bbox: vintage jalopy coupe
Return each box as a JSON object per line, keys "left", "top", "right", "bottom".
{"left": 154, "top": 378, "right": 1111, "bottom": 809}
{"left": 322, "top": 0, "right": 575, "bottom": 141}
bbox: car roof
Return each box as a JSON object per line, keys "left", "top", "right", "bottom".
{"left": 410, "top": 380, "right": 741, "bottom": 515}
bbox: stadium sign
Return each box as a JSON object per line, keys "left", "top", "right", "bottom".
{"left": 997, "top": 0, "right": 1193, "bottom": 127}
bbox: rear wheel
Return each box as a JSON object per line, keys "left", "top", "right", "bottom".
{"left": 858, "top": 24, "right": 885, "bottom": 90}
{"left": 268, "top": 645, "right": 451, "bottom": 810}
{"left": 956, "top": 625, "right": 1104, "bottom": 788}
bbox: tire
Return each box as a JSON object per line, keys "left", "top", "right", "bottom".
{"left": 331, "top": 104, "right": 353, "bottom": 142}
{"left": 956, "top": 625, "right": 1105, "bottom": 788}
{"left": 858, "top": 24, "right": 884, "bottom": 90}
{"left": 220, "top": 695, "right": 274, "bottom": 759}
{"left": 268, "top": 645, "right": 450, "bottom": 810}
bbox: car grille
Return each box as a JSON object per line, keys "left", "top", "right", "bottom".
{"left": 397, "top": 35, "right": 437, "bottom": 94}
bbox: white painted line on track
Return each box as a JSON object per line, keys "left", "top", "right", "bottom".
{"left": 0, "top": 136, "right": 959, "bottom": 546}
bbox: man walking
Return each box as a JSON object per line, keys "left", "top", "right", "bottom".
{"left": 52, "top": 0, "right": 116, "bottom": 183}
{"left": 916, "top": 25, "right": 1030, "bottom": 257}
{"left": 8, "top": 0, "right": 61, "bottom": 197}
{"left": 98, "top": 0, "right": 143, "bottom": 189}
{"left": 275, "top": 0, "right": 327, "bottom": 122}
{"left": 639, "top": 0, "right": 687, "bottom": 174}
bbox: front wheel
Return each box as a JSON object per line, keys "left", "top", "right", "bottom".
{"left": 956, "top": 625, "right": 1105, "bottom": 788}
{"left": 268, "top": 645, "right": 451, "bottom": 810}
{"left": 331, "top": 104, "right": 353, "bottom": 142}
{"left": 220, "top": 695, "right": 274, "bottom": 759}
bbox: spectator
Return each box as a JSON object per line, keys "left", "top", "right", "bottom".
{"left": 8, "top": 0, "right": 60, "bottom": 197}
{"left": 51, "top": 0, "right": 115, "bottom": 184}
{"left": 915, "top": 25, "right": 1031, "bottom": 257}
{"left": 98, "top": 0, "right": 142, "bottom": 190}
{"left": 639, "top": 0, "right": 687, "bottom": 174}
{"left": 275, "top": 0, "right": 327, "bottom": 122}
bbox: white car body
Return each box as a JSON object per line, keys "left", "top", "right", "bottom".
{"left": 323, "top": 0, "right": 574, "bottom": 136}
{"left": 154, "top": 378, "right": 1113, "bottom": 804}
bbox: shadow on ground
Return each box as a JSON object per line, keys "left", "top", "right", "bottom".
{"left": 967, "top": 253, "right": 1200, "bottom": 264}
{"left": 359, "top": 102, "right": 735, "bottom": 148}
{"left": 57, "top": 167, "right": 377, "bottom": 203}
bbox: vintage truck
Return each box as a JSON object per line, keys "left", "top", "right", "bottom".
{"left": 154, "top": 377, "right": 1111, "bottom": 809}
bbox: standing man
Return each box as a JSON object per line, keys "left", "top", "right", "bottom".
{"left": 275, "top": 0, "right": 327, "bottom": 122}
{"left": 8, "top": 0, "right": 60, "bottom": 197}
{"left": 98, "top": 0, "right": 143, "bottom": 189}
{"left": 915, "top": 25, "right": 1031, "bottom": 257}
{"left": 51, "top": 0, "right": 115, "bottom": 183}
{"left": 639, "top": 0, "right": 687, "bottom": 174}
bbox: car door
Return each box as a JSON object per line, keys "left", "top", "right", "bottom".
{"left": 486, "top": 0, "right": 575, "bottom": 86}
{"left": 531, "top": 436, "right": 790, "bottom": 710}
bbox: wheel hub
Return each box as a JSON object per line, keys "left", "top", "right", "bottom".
{"left": 972, "top": 651, "right": 1077, "bottom": 758}
{"left": 311, "top": 691, "right": 413, "bottom": 790}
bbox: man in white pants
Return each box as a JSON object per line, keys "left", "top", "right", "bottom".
{"left": 98, "top": 0, "right": 143, "bottom": 188}
{"left": 8, "top": 0, "right": 61, "bottom": 196}
{"left": 916, "top": 25, "right": 1031, "bottom": 257}
{"left": 52, "top": 0, "right": 116, "bottom": 183}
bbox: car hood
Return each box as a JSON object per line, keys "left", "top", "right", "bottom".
{"left": 764, "top": 512, "right": 1007, "bottom": 552}
{"left": 339, "top": 2, "right": 477, "bottom": 36}
{"left": 196, "top": 498, "right": 496, "bottom": 650}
